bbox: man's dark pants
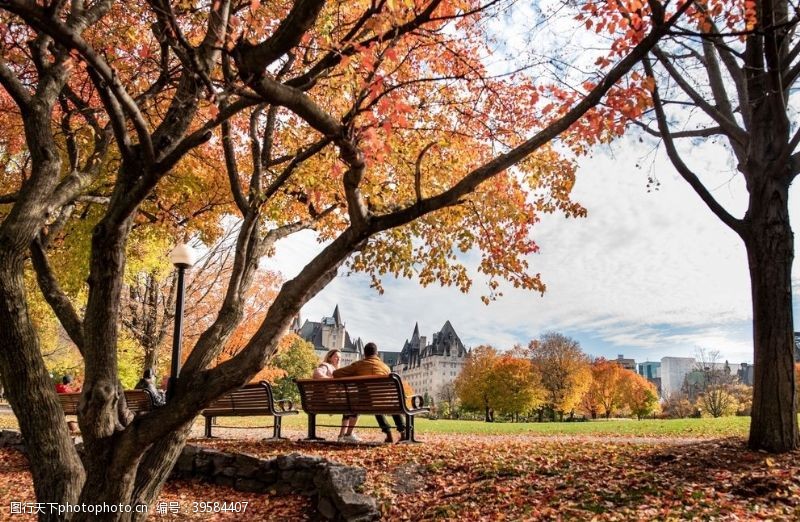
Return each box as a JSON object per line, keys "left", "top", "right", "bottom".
{"left": 375, "top": 414, "right": 405, "bottom": 436}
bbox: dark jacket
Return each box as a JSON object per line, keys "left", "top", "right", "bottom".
{"left": 135, "top": 378, "right": 166, "bottom": 407}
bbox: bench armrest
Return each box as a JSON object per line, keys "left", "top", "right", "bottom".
{"left": 275, "top": 399, "right": 294, "bottom": 412}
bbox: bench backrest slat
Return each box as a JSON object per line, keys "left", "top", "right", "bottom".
{"left": 203, "top": 382, "right": 277, "bottom": 417}
{"left": 295, "top": 374, "right": 411, "bottom": 415}
{"left": 57, "top": 389, "right": 154, "bottom": 416}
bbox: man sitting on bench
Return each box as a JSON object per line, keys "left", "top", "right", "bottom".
{"left": 333, "top": 342, "right": 408, "bottom": 443}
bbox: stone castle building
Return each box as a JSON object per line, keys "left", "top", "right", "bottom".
{"left": 293, "top": 306, "right": 469, "bottom": 400}
{"left": 293, "top": 306, "right": 364, "bottom": 366}
{"left": 391, "top": 321, "right": 469, "bottom": 401}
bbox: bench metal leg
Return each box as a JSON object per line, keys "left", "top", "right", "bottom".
{"left": 399, "top": 415, "right": 420, "bottom": 444}
{"left": 273, "top": 416, "right": 281, "bottom": 439}
{"left": 204, "top": 416, "right": 214, "bottom": 438}
{"left": 265, "top": 416, "right": 289, "bottom": 441}
{"left": 303, "top": 413, "right": 325, "bottom": 441}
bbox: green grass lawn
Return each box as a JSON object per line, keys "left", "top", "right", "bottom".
{"left": 205, "top": 412, "right": 752, "bottom": 438}
{"left": 0, "top": 410, "right": 752, "bottom": 438}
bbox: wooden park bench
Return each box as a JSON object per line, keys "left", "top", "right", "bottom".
{"left": 201, "top": 381, "right": 298, "bottom": 439}
{"left": 57, "top": 389, "right": 156, "bottom": 416}
{"left": 57, "top": 389, "right": 156, "bottom": 434}
{"left": 294, "top": 373, "right": 430, "bottom": 443}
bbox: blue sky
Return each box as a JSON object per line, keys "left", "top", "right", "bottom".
{"left": 256, "top": 1, "right": 800, "bottom": 366}
{"left": 264, "top": 136, "right": 799, "bottom": 366}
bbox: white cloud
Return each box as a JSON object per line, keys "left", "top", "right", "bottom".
{"left": 261, "top": 133, "right": 798, "bottom": 366}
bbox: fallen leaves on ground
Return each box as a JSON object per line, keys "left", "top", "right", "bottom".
{"left": 200, "top": 434, "right": 800, "bottom": 520}
{"left": 1, "top": 433, "right": 799, "bottom": 520}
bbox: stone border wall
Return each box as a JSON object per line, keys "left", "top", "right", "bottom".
{"left": 0, "top": 431, "right": 379, "bottom": 521}
{"left": 173, "top": 445, "right": 379, "bottom": 521}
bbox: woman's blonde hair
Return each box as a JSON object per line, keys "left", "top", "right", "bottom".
{"left": 322, "top": 349, "right": 341, "bottom": 364}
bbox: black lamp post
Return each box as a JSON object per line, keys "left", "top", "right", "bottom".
{"left": 167, "top": 243, "right": 194, "bottom": 401}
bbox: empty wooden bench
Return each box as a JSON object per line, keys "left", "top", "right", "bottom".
{"left": 201, "top": 381, "right": 298, "bottom": 439}
{"left": 294, "top": 373, "right": 429, "bottom": 442}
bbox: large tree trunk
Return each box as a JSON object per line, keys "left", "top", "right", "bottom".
{"left": 746, "top": 174, "right": 797, "bottom": 452}
{"left": 0, "top": 253, "right": 85, "bottom": 519}
{"left": 130, "top": 424, "right": 193, "bottom": 521}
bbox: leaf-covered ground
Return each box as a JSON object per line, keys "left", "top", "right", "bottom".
{"left": 2, "top": 429, "right": 799, "bottom": 520}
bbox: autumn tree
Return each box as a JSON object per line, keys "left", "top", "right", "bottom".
{"left": 662, "top": 392, "right": 695, "bottom": 418}
{"left": 268, "top": 335, "right": 318, "bottom": 403}
{"left": 622, "top": 372, "right": 659, "bottom": 419}
{"left": 604, "top": 0, "right": 800, "bottom": 450}
{"left": 436, "top": 381, "right": 459, "bottom": 419}
{"left": 487, "top": 354, "right": 543, "bottom": 421}
{"left": 454, "top": 345, "right": 499, "bottom": 422}
{"left": 529, "top": 333, "right": 591, "bottom": 421}
{"left": 692, "top": 349, "right": 739, "bottom": 418}
{"left": 0, "top": 0, "right": 690, "bottom": 515}
{"left": 729, "top": 383, "right": 754, "bottom": 416}
{"left": 587, "top": 358, "right": 625, "bottom": 419}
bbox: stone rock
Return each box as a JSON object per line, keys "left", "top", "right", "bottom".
{"left": 235, "top": 478, "right": 268, "bottom": 493}
{"left": 317, "top": 496, "right": 337, "bottom": 520}
{"left": 277, "top": 454, "right": 296, "bottom": 470}
{"left": 0, "top": 430, "right": 26, "bottom": 454}
{"left": 290, "top": 472, "right": 313, "bottom": 492}
{"left": 214, "top": 475, "right": 235, "bottom": 488}
{"left": 175, "top": 445, "right": 199, "bottom": 474}
{"left": 316, "top": 465, "right": 379, "bottom": 522}
{"left": 336, "top": 491, "right": 379, "bottom": 522}
{"left": 210, "top": 451, "right": 235, "bottom": 474}
{"left": 194, "top": 451, "right": 213, "bottom": 475}
{"left": 259, "top": 469, "right": 278, "bottom": 485}
{"left": 165, "top": 445, "right": 378, "bottom": 521}
{"left": 234, "top": 453, "right": 262, "bottom": 478}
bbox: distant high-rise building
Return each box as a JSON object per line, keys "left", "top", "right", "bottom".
{"left": 637, "top": 361, "right": 661, "bottom": 380}
{"left": 737, "top": 362, "right": 755, "bottom": 386}
{"left": 637, "top": 361, "right": 662, "bottom": 396}
{"left": 614, "top": 354, "right": 636, "bottom": 371}
{"left": 660, "top": 356, "right": 696, "bottom": 399}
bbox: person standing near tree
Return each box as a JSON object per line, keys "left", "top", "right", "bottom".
{"left": 333, "top": 342, "right": 408, "bottom": 443}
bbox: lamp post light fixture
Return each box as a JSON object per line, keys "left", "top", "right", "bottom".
{"left": 167, "top": 243, "right": 194, "bottom": 401}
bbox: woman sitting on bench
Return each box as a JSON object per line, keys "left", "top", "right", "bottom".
{"left": 313, "top": 349, "right": 359, "bottom": 442}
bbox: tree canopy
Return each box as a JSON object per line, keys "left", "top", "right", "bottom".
{"left": 0, "top": 0, "right": 694, "bottom": 516}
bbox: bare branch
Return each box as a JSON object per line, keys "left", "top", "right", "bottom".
{"left": 790, "top": 151, "right": 800, "bottom": 178}
{"left": 221, "top": 117, "right": 248, "bottom": 214}
{"left": 0, "top": 59, "right": 32, "bottom": 109}
{"left": 629, "top": 119, "right": 724, "bottom": 138}
{"left": 0, "top": 0, "right": 156, "bottom": 162}
{"left": 233, "top": 0, "right": 326, "bottom": 77}
{"left": 155, "top": 97, "right": 260, "bottom": 175}
{"left": 366, "top": 5, "right": 695, "bottom": 235}
{"left": 643, "top": 56, "right": 743, "bottom": 234}
{"left": 415, "top": 142, "right": 437, "bottom": 204}
{"left": 652, "top": 46, "right": 748, "bottom": 147}
{"left": 263, "top": 136, "right": 332, "bottom": 201}
{"left": 29, "top": 236, "right": 84, "bottom": 353}
{"left": 285, "top": 0, "right": 446, "bottom": 90}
